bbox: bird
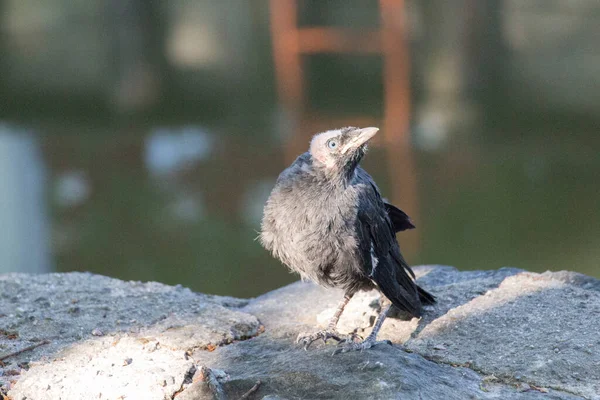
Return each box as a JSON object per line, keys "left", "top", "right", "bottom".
{"left": 260, "top": 126, "right": 435, "bottom": 354}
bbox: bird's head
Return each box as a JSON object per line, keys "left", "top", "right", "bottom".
{"left": 309, "top": 126, "right": 379, "bottom": 180}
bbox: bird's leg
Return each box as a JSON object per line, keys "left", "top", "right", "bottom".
{"left": 333, "top": 304, "right": 392, "bottom": 355}
{"left": 296, "top": 293, "right": 354, "bottom": 350}
{"left": 327, "top": 293, "right": 352, "bottom": 331}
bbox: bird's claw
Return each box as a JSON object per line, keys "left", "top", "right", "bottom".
{"left": 346, "top": 331, "right": 364, "bottom": 343}
{"left": 296, "top": 330, "right": 344, "bottom": 350}
{"left": 332, "top": 338, "right": 392, "bottom": 355}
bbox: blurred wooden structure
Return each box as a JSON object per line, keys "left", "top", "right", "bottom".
{"left": 269, "top": 0, "right": 420, "bottom": 254}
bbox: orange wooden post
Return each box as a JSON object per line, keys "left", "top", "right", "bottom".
{"left": 380, "top": 0, "right": 420, "bottom": 255}
{"left": 269, "top": 0, "right": 303, "bottom": 111}
{"left": 269, "top": 0, "right": 305, "bottom": 163}
{"left": 380, "top": 0, "right": 410, "bottom": 147}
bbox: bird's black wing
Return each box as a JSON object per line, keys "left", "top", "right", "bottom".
{"left": 384, "top": 202, "right": 415, "bottom": 232}
{"left": 355, "top": 180, "right": 424, "bottom": 317}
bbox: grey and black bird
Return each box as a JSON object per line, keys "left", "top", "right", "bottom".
{"left": 260, "top": 127, "right": 435, "bottom": 353}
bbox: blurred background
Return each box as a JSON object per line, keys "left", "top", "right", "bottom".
{"left": 0, "top": 0, "right": 598, "bottom": 297}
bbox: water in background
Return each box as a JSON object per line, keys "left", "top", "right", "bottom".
{"left": 1, "top": 1, "right": 599, "bottom": 297}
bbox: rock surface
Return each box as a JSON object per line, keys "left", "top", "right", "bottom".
{"left": 0, "top": 273, "right": 258, "bottom": 400}
{"left": 2, "top": 266, "right": 599, "bottom": 400}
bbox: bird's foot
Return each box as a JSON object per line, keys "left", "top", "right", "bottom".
{"left": 296, "top": 329, "right": 348, "bottom": 350}
{"left": 332, "top": 337, "right": 392, "bottom": 355}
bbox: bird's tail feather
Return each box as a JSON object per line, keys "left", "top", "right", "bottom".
{"left": 374, "top": 265, "right": 422, "bottom": 317}
{"left": 375, "top": 254, "right": 435, "bottom": 317}
{"left": 372, "top": 243, "right": 434, "bottom": 318}
{"left": 417, "top": 285, "right": 436, "bottom": 305}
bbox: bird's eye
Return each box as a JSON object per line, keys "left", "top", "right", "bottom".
{"left": 327, "top": 140, "right": 338, "bottom": 150}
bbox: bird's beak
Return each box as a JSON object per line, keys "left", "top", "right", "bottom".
{"left": 341, "top": 127, "right": 380, "bottom": 154}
